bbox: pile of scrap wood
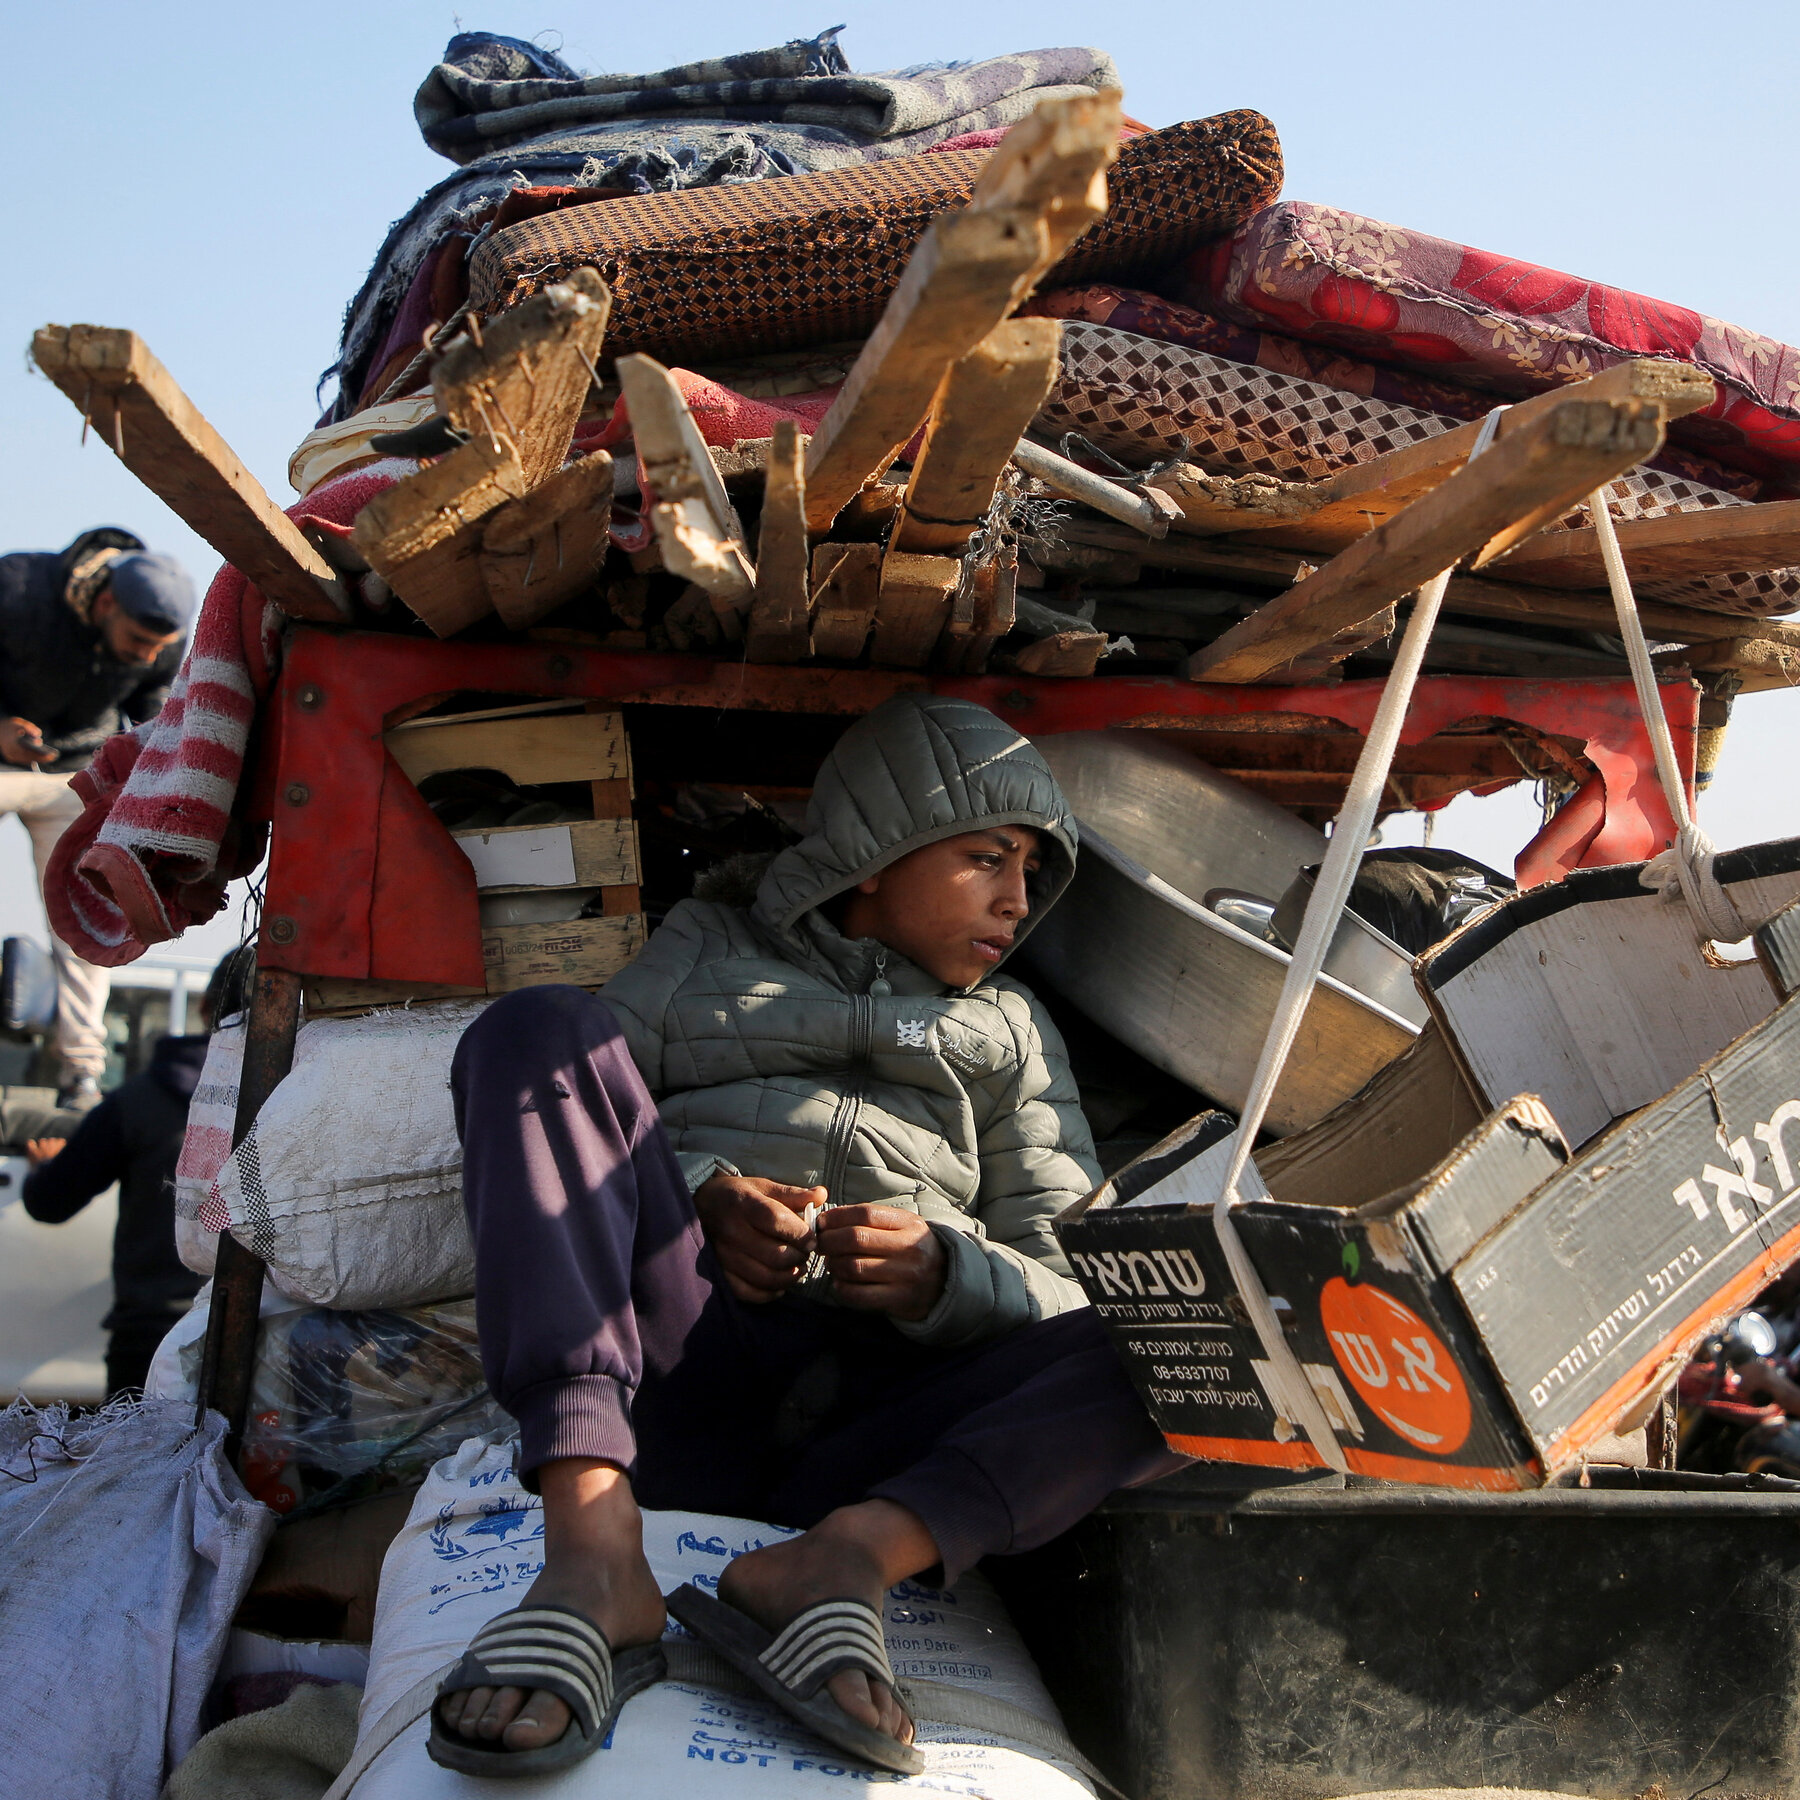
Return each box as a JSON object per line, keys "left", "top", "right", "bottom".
{"left": 32, "top": 74, "right": 1800, "bottom": 774}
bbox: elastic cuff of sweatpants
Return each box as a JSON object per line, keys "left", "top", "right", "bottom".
{"left": 510, "top": 1374, "right": 637, "bottom": 1494}
{"left": 867, "top": 1447, "right": 1014, "bottom": 1587}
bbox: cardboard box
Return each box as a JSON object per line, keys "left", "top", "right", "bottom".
{"left": 1059, "top": 1100, "right": 1562, "bottom": 1488}
{"left": 1059, "top": 891, "right": 1800, "bottom": 1488}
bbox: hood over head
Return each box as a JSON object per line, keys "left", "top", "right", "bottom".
{"left": 752, "top": 694, "right": 1078, "bottom": 971}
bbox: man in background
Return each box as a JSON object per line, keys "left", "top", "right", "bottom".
{"left": 0, "top": 528, "right": 195, "bottom": 1107}
{"left": 21, "top": 948, "right": 244, "bottom": 1396}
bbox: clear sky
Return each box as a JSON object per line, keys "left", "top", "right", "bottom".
{"left": 4, "top": 0, "right": 1798, "bottom": 956}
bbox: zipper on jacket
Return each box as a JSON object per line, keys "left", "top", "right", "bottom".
{"left": 818, "top": 949, "right": 885, "bottom": 1212}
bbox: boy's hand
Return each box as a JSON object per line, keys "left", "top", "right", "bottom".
{"left": 24, "top": 1137, "right": 66, "bottom": 1165}
{"left": 694, "top": 1174, "right": 825, "bottom": 1304}
{"left": 815, "top": 1206, "right": 946, "bottom": 1322}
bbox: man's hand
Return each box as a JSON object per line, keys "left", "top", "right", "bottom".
{"left": 816, "top": 1206, "right": 947, "bottom": 1322}
{"left": 0, "top": 718, "right": 47, "bottom": 767}
{"left": 695, "top": 1174, "right": 825, "bottom": 1304}
{"left": 24, "top": 1137, "right": 66, "bottom": 1166}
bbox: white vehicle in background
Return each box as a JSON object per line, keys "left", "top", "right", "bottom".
{"left": 0, "top": 941, "right": 221, "bottom": 1402}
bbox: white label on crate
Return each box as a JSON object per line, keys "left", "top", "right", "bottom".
{"left": 456, "top": 826, "right": 577, "bottom": 888}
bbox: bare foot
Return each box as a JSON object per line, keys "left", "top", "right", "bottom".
{"left": 437, "top": 1462, "right": 666, "bottom": 1753}
{"left": 718, "top": 1500, "right": 938, "bottom": 1751}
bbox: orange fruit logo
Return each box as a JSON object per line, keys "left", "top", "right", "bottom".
{"left": 1320, "top": 1276, "right": 1471, "bottom": 1455}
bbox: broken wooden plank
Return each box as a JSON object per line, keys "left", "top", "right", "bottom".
{"left": 745, "top": 420, "right": 811, "bottom": 664}
{"left": 434, "top": 269, "right": 611, "bottom": 489}
{"left": 350, "top": 437, "right": 527, "bottom": 636}
{"left": 31, "top": 324, "right": 350, "bottom": 621}
{"left": 958, "top": 548, "right": 1020, "bottom": 674}
{"left": 967, "top": 89, "right": 1121, "bottom": 280}
{"left": 480, "top": 449, "right": 613, "bottom": 628}
{"left": 803, "top": 208, "right": 1048, "bottom": 533}
{"left": 1658, "top": 627, "right": 1800, "bottom": 692}
{"left": 1189, "top": 398, "right": 1666, "bottom": 684}
{"left": 893, "top": 320, "right": 1062, "bottom": 555}
{"left": 809, "top": 543, "right": 882, "bottom": 661}
{"left": 1012, "top": 627, "right": 1108, "bottom": 677}
{"left": 1491, "top": 496, "right": 1800, "bottom": 589}
{"left": 1049, "top": 519, "right": 1312, "bottom": 586}
{"left": 871, "top": 551, "right": 961, "bottom": 667}
{"left": 616, "top": 353, "right": 754, "bottom": 624}
{"left": 1444, "top": 574, "right": 1756, "bottom": 642}
{"left": 1142, "top": 359, "right": 1715, "bottom": 556}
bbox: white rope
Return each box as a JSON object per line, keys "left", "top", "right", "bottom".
{"left": 1208, "top": 403, "right": 1512, "bottom": 1472}
{"left": 1587, "top": 489, "right": 1751, "bottom": 943}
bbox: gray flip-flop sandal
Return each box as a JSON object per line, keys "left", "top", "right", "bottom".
{"left": 667, "top": 1583, "right": 925, "bottom": 1776}
{"left": 426, "top": 1602, "right": 666, "bottom": 1777}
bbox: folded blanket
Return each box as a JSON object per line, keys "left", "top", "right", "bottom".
{"left": 467, "top": 112, "right": 1283, "bottom": 365}
{"left": 328, "top": 30, "right": 1121, "bottom": 417}
{"left": 1038, "top": 321, "right": 1799, "bottom": 614}
{"left": 1174, "top": 200, "right": 1800, "bottom": 481}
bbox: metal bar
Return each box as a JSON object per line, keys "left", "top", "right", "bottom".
{"left": 193, "top": 964, "right": 303, "bottom": 1464}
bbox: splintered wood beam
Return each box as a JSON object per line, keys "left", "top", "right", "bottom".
{"left": 616, "top": 353, "right": 754, "bottom": 622}
{"left": 1145, "top": 359, "right": 1716, "bottom": 556}
{"left": 803, "top": 207, "right": 1048, "bottom": 533}
{"left": 745, "top": 421, "right": 810, "bottom": 664}
{"left": 809, "top": 543, "right": 882, "bottom": 661}
{"left": 1189, "top": 397, "right": 1666, "bottom": 684}
{"left": 351, "top": 437, "right": 529, "bottom": 636}
{"left": 480, "top": 449, "right": 613, "bottom": 628}
{"left": 1444, "top": 574, "right": 1759, "bottom": 643}
{"left": 1489, "top": 496, "right": 1800, "bottom": 589}
{"left": 1012, "top": 627, "right": 1108, "bottom": 676}
{"left": 944, "top": 547, "right": 1020, "bottom": 674}
{"left": 31, "top": 324, "right": 350, "bottom": 621}
{"left": 871, "top": 551, "right": 961, "bottom": 667}
{"left": 893, "top": 320, "right": 1062, "bottom": 555}
{"left": 435, "top": 269, "right": 611, "bottom": 488}
{"left": 1658, "top": 625, "right": 1800, "bottom": 692}
{"left": 967, "top": 89, "right": 1121, "bottom": 277}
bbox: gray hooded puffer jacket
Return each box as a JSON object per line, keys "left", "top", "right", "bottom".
{"left": 601, "top": 693, "right": 1099, "bottom": 1350}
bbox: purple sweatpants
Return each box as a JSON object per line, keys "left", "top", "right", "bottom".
{"left": 451, "top": 985, "right": 1184, "bottom": 1582}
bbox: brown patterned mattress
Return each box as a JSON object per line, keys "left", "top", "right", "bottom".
{"left": 466, "top": 110, "right": 1282, "bottom": 364}
{"left": 1040, "top": 322, "right": 1799, "bottom": 616}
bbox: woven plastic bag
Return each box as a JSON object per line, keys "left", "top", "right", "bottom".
{"left": 0, "top": 1396, "right": 273, "bottom": 1799}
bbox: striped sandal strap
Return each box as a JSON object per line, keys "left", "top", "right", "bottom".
{"left": 439, "top": 1605, "right": 615, "bottom": 1739}
{"left": 757, "top": 1599, "right": 896, "bottom": 1703}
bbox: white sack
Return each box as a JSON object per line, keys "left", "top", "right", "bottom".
{"left": 0, "top": 1397, "right": 274, "bottom": 1800}
{"left": 212, "top": 1001, "right": 488, "bottom": 1309}
{"left": 345, "top": 1437, "right": 1094, "bottom": 1798}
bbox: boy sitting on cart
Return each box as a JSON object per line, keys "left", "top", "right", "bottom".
{"left": 432, "top": 693, "right": 1184, "bottom": 1778}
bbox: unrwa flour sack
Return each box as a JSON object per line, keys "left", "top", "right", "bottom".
{"left": 208, "top": 1001, "right": 489, "bottom": 1309}
{"left": 344, "top": 1437, "right": 1095, "bottom": 1798}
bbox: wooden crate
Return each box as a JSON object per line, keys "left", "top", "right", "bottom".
{"left": 309, "top": 704, "right": 643, "bottom": 1016}
{"left": 305, "top": 914, "right": 647, "bottom": 1015}
{"left": 452, "top": 817, "right": 639, "bottom": 890}
{"left": 385, "top": 704, "right": 628, "bottom": 789}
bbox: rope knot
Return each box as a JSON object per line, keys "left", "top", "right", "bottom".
{"left": 1640, "top": 823, "right": 1752, "bottom": 944}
